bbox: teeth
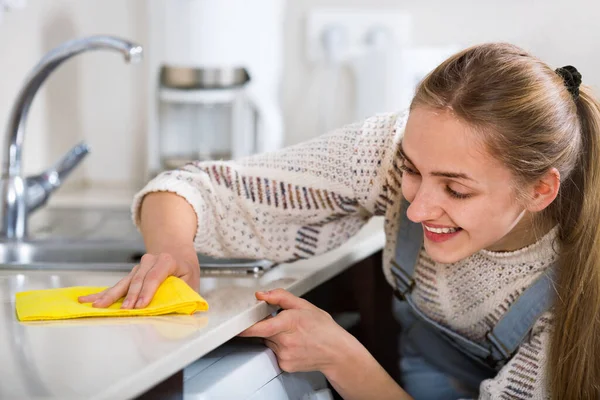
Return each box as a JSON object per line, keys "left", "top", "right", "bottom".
{"left": 424, "top": 225, "right": 459, "bottom": 234}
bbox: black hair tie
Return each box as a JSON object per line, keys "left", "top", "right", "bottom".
{"left": 555, "top": 65, "right": 582, "bottom": 100}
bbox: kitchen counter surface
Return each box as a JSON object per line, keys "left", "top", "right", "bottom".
{"left": 0, "top": 217, "right": 385, "bottom": 400}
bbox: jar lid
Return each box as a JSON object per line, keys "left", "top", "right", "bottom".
{"left": 160, "top": 66, "right": 250, "bottom": 89}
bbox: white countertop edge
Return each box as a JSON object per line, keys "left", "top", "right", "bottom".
{"left": 95, "top": 219, "right": 386, "bottom": 400}
{"left": 95, "top": 303, "right": 277, "bottom": 400}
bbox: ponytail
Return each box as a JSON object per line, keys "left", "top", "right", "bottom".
{"left": 549, "top": 86, "right": 600, "bottom": 399}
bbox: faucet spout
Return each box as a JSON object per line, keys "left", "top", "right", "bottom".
{"left": 0, "top": 35, "right": 143, "bottom": 240}
{"left": 3, "top": 36, "right": 142, "bottom": 177}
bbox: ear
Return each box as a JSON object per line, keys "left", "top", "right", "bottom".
{"left": 525, "top": 167, "right": 560, "bottom": 212}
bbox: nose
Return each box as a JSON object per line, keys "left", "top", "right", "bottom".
{"left": 406, "top": 186, "right": 444, "bottom": 223}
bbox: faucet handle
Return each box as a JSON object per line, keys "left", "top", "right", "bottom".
{"left": 26, "top": 142, "right": 90, "bottom": 212}
{"left": 49, "top": 142, "right": 90, "bottom": 184}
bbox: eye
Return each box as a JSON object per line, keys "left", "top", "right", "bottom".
{"left": 399, "top": 162, "right": 419, "bottom": 176}
{"left": 445, "top": 186, "right": 472, "bottom": 200}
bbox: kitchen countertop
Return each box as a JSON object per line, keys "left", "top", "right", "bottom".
{"left": 0, "top": 217, "right": 385, "bottom": 400}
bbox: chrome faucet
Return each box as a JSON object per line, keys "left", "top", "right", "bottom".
{"left": 0, "top": 36, "right": 143, "bottom": 240}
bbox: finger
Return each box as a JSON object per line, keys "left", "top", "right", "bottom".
{"left": 238, "top": 314, "right": 289, "bottom": 338}
{"left": 236, "top": 314, "right": 274, "bottom": 335}
{"left": 78, "top": 289, "right": 107, "bottom": 303}
{"left": 90, "top": 274, "right": 134, "bottom": 308}
{"left": 121, "top": 255, "right": 157, "bottom": 309}
{"left": 133, "top": 253, "right": 178, "bottom": 309}
{"left": 255, "top": 288, "right": 314, "bottom": 311}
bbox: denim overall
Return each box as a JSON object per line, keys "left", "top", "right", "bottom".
{"left": 391, "top": 199, "right": 556, "bottom": 399}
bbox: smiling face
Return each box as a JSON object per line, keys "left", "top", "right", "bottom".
{"left": 400, "top": 107, "right": 534, "bottom": 263}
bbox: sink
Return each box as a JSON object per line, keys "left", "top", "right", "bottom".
{"left": 0, "top": 207, "right": 275, "bottom": 275}
{"left": 0, "top": 240, "right": 143, "bottom": 264}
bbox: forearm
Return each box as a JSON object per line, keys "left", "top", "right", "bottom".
{"left": 324, "top": 335, "right": 412, "bottom": 400}
{"left": 139, "top": 192, "right": 198, "bottom": 259}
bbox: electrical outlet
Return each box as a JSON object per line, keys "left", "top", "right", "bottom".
{"left": 306, "top": 8, "right": 412, "bottom": 63}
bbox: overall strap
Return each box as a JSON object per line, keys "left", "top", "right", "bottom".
{"left": 390, "top": 199, "right": 422, "bottom": 298}
{"left": 391, "top": 198, "right": 557, "bottom": 368}
{"left": 486, "top": 268, "right": 556, "bottom": 361}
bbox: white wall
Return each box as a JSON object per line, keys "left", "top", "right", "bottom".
{"left": 1, "top": 0, "right": 599, "bottom": 191}
{"left": 283, "top": 0, "right": 600, "bottom": 145}
{"left": 0, "top": 0, "right": 147, "bottom": 188}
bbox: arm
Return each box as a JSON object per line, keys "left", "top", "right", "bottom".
{"left": 138, "top": 191, "right": 198, "bottom": 265}
{"left": 131, "top": 112, "right": 406, "bottom": 262}
{"left": 324, "top": 338, "right": 412, "bottom": 400}
{"left": 479, "top": 314, "right": 552, "bottom": 399}
{"left": 82, "top": 112, "right": 406, "bottom": 308}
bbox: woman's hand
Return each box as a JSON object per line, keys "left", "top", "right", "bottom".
{"left": 78, "top": 252, "right": 200, "bottom": 309}
{"left": 239, "top": 289, "right": 355, "bottom": 373}
{"left": 79, "top": 192, "right": 200, "bottom": 309}
{"left": 240, "top": 289, "right": 412, "bottom": 400}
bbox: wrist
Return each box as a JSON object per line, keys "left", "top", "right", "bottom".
{"left": 141, "top": 241, "right": 199, "bottom": 271}
{"left": 321, "top": 328, "right": 365, "bottom": 379}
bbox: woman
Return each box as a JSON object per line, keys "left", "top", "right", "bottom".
{"left": 80, "top": 43, "right": 600, "bottom": 399}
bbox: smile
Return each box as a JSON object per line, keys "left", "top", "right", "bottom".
{"left": 423, "top": 225, "right": 461, "bottom": 234}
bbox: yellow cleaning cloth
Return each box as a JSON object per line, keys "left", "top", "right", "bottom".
{"left": 15, "top": 276, "right": 209, "bottom": 322}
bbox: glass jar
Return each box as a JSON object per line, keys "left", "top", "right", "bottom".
{"left": 157, "top": 66, "right": 257, "bottom": 170}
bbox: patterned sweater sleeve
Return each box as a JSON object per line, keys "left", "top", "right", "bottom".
{"left": 478, "top": 314, "right": 552, "bottom": 399}
{"left": 131, "top": 112, "right": 405, "bottom": 262}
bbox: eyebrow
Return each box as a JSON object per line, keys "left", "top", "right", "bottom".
{"left": 399, "top": 143, "right": 476, "bottom": 182}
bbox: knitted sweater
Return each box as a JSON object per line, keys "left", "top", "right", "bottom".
{"left": 132, "top": 111, "right": 554, "bottom": 399}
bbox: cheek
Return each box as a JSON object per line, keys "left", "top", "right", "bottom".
{"left": 400, "top": 176, "right": 418, "bottom": 202}
{"left": 456, "top": 197, "right": 521, "bottom": 235}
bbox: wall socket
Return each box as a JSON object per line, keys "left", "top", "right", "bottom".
{"left": 306, "top": 8, "right": 412, "bottom": 63}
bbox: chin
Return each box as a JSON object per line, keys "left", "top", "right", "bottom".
{"left": 423, "top": 242, "right": 471, "bottom": 264}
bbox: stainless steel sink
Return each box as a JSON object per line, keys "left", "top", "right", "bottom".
{"left": 0, "top": 240, "right": 142, "bottom": 264}
{"left": 0, "top": 207, "right": 275, "bottom": 275}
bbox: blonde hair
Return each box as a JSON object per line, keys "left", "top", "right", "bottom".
{"left": 412, "top": 43, "right": 600, "bottom": 399}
